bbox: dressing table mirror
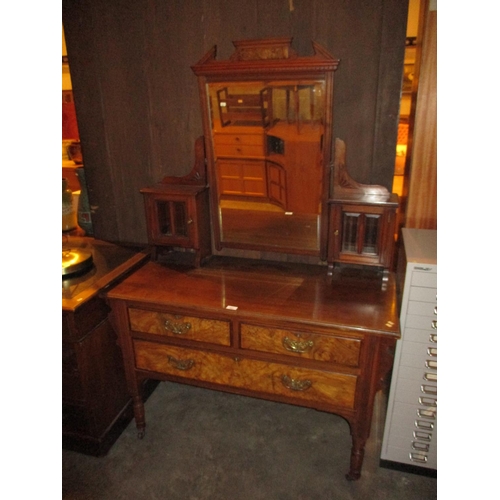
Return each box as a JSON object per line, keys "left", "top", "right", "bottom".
{"left": 124, "top": 39, "right": 400, "bottom": 481}
{"left": 191, "top": 38, "right": 339, "bottom": 260}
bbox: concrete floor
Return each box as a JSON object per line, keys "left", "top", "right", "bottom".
{"left": 62, "top": 382, "right": 437, "bottom": 499}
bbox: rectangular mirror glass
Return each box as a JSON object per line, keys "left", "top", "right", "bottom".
{"left": 207, "top": 79, "right": 326, "bottom": 253}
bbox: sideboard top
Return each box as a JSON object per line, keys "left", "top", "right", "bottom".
{"left": 107, "top": 258, "right": 400, "bottom": 337}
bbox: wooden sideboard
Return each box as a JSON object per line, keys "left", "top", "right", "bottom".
{"left": 107, "top": 257, "right": 400, "bottom": 480}
{"left": 62, "top": 237, "right": 154, "bottom": 455}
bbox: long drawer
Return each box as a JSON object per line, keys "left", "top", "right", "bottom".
{"left": 240, "top": 323, "right": 361, "bottom": 367}
{"left": 128, "top": 308, "right": 231, "bottom": 346}
{"left": 134, "top": 340, "right": 357, "bottom": 410}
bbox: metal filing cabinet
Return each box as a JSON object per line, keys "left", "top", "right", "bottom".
{"left": 381, "top": 228, "right": 437, "bottom": 473}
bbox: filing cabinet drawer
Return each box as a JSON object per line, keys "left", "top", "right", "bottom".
{"left": 408, "top": 286, "right": 437, "bottom": 303}
{"left": 240, "top": 323, "right": 361, "bottom": 367}
{"left": 128, "top": 308, "right": 231, "bottom": 346}
{"left": 410, "top": 271, "right": 437, "bottom": 288}
{"left": 407, "top": 300, "right": 437, "bottom": 317}
{"left": 134, "top": 340, "right": 357, "bottom": 410}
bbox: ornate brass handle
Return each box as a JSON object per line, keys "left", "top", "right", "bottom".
{"left": 282, "top": 336, "right": 314, "bottom": 354}
{"left": 281, "top": 374, "right": 312, "bottom": 392}
{"left": 167, "top": 355, "right": 194, "bottom": 371}
{"left": 164, "top": 319, "right": 191, "bottom": 335}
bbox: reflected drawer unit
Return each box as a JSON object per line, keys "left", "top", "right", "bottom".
{"left": 381, "top": 228, "right": 437, "bottom": 474}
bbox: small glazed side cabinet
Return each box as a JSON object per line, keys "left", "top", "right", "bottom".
{"left": 141, "top": 184, "right": 211, "bottom": 266}
{"left": 327, "top": 194, "right": 398, "bottom": 276}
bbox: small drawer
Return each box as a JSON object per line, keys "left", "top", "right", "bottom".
{"left": 214, "top": 133, "right": 265, "bottom": 158}
{"left": 409, "top": 286, "right": 436, "bottom": 303}
{"left": 134, "top": 340, "right": 357, "bottom": 410}
{"left": 215, "top": 143, "right": 265, "bottom": 157}
{"left": 410, "top": 270, "right": 437, "bottom": 288}
{"left": 214, "top": 133, "right": 264, "bottom": 147}
{"left": 403, "top": 327, "right": 435, "bottom": 344}
{"left": 405, "top": 314, "right": 437, "bottom": 332}
{"left": 128, "top": 308, "right": 231, "bottom": 346}
{"left": 407, "top": 300, "right": 436, "bottom": 317}
{"left": 240, "top": 323, "right": 361, "bottom": 367}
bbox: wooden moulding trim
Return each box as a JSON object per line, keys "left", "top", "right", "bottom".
{"left": 191, "top": 40, "right": 340, "bottom": 77}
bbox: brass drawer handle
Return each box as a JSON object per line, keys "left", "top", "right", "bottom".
{"left": 167, "top": 355, "right": 194, "bottom": 371}
{"left": 164, "top": 319, "right": 192, "bottom": 335}
{"left": 281, "top": 374, "right": 312, "bottom": 392}
{"left": 431, "top": 320, "right": 437, "bottom": 330}
{"left": 282, "top": 336, "right": 314, "bottom": 353}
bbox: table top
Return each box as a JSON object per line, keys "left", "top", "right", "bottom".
{"left": 108, "top": 257, "right": 400, "bottom": 337}
{"left": 62, "top": 237, "right": 149, "bottom": 312}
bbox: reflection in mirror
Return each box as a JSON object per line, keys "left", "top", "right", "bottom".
{"left": 208, "top": 80, "right": 326, "bottom": 253}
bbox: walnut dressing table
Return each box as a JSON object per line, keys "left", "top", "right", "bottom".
{"left": 108, "top": 38, "right": 400, "bottom": 480}
{"left": 108, "top": 258, "right": 399, "bottom": 480}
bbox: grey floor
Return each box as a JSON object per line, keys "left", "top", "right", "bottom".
{"left": 62, "top": 382, "right": 437, "bottom": 499}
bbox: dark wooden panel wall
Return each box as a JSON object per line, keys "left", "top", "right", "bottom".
{"left": 62, "top": 0, "right": 408, "bottom": 245}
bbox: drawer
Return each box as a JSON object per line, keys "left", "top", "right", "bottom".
{"left": 403, "top": 327, "right": 437, "bottom": 345}
{"left": 407, "top": 300, "right": 437, "bottom": 317}
{"left": 408, "top": 286, "right": 436, "bottom": 303}
{"left": 386, "top": 431, "right": 436, "bottom": 456}
{"left": 405, "top": 314, "right": 437, "bottom": 332}
{"left": 215, "top": 143, "right": 265, "bottom": 157}
{"left": 389, "top": 422, "right": 436, "bottom": 445}
{"left": 410, "top": 270, "right": 437, "bottom": 288}
{"left": 134, "top": 340, "right": 357, "bottom": 410}
{"left": 240, "top": 323, "right": 361, "bottom": 367}
{"left": 383, "top": 444, "right": 437, "bottom": 469}
{"left": 128, "top": 308, "right": 231, "bottom": 346}
{"left": 214, "top": 133, "right": 265, "bottom": 158}
{"left": 394, "top": 378, "right": 437, "bottom": 406}
{"left": 392, "top": 401, "right": 437, "bottom": 423}
{"left": 400, "top": 341, "right": 438, "bottom": 370}
{"left": 214, "top": 132, "right": 264, "bottom": 147}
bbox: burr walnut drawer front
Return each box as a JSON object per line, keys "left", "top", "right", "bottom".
{"left": 240, "top": 324, "right": 362, "bottom": 367}
{"left": 134, "top": 340, "right": 357, "bottom": 410}
{"left": 128, "top": 308, "right": 231, "bottom": 346}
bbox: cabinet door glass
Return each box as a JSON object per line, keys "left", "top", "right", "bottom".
{"left": 362, "top": 214, "right": 379, "bottom": 255}
{"left": 342, "top": 213, "right": 359, "bottom": 253}
{"left": 341, "top": 212, "right": 380, "bottom": 256}
{"left": 157, "top": 201, "right": 188, "bottom": 237}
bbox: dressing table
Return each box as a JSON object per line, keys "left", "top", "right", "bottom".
{"left": 109, "top": 38, "right": 400, "bottom": 480}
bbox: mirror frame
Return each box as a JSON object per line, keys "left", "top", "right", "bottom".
{"left": 192, "top": 38, "right": 339, "bottom": 260}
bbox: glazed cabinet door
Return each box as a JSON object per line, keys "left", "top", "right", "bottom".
{"left": 328, "top": 202, "right": 396, "bottom": 271}
{"left": 144, "top": 193, "right": 195, "bottom": 248}
{"left": 141, "top": 184, "right": 211, "bottom": 266}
